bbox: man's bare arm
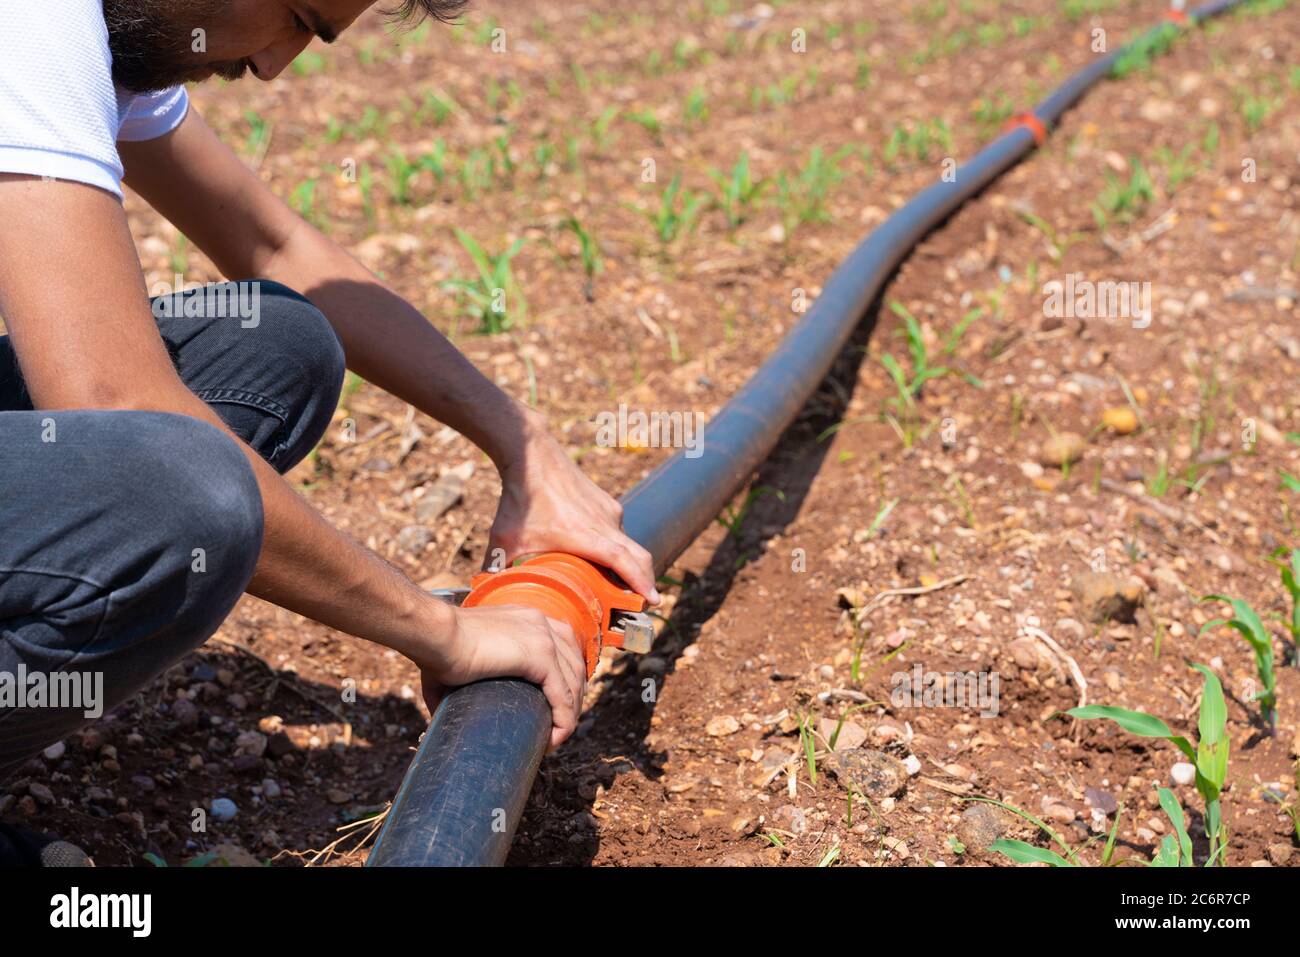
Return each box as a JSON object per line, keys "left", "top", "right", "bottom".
{"left": 119, "top": 109, "right": 658, "bottom": 601}
{"left": 0, "top": 173, "right": 586, "bottom": 748}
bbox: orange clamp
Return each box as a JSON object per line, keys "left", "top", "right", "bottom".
{"left": 463, "top": 553, "right": 649, "bottom": 677}
{"left": 1165, "top": 8, "right": 1189, "bottom": 24}
{"left": 1003, "top": 112, "right": 1047, "bottom": 147}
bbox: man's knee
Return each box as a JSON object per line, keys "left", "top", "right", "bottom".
{"left": 105, "top": 412, "right": 264, "bottom": 639}
{"left": 247, "top": 280, "right": 346, "bottom": 470}
{"left": 0, "top": 412, "right": 263, "bottom": 778}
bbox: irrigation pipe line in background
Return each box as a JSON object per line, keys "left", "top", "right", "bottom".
{"left": 367, "top": 0, "right": 1250, "bottom": 867}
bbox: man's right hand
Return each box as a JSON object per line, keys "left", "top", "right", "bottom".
{"left": 419, "top": 605, "right": 586, "bottom": 752}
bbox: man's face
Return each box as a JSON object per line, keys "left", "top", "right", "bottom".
{"left": 104, "top": 0, "right": 374, "bottom": 93}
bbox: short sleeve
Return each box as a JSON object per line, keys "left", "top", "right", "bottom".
{"left": 117, "top": 86, "right": 190, "bottom": 143}
{"left": 0, "top": 0, "right": 127, "bottom": 198}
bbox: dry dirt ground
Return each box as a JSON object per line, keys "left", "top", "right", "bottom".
{"left": 4, "top": 0, "right": 1298, "bottom": 867}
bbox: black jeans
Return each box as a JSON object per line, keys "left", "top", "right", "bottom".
{"left": 0, "top": 280, "right": 345, "bottom": 780}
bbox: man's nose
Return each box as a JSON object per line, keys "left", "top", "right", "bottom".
{"left": 248, "top": 33, "right": 313, "bottom": 82}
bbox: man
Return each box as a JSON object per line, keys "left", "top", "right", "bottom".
{"left": 0, "top": 0, "right": 658, "bottom": 863}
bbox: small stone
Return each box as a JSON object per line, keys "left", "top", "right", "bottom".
{"left": 772, "top": 804, "right": 807, "bottom": 834}
{"left": 1039, "top": 432, "right": 1086, "bottom": 468}
{"left": 957, "top": 804, "right": 1005, "bottom": 852}
{"left": 210, "top": 797, "right": 238, "bottom": 822}
{"left": 397, "top": 525, "right": 434, "bottom": 554}
{"left": 1102, "top": 406, "right": 1139, "bottom": 435}
{"left": 750, "top": 748, "right": 797, "bottom": 787}
{"left": 1267, "top": 843, "right": 1293, "bottom": 866}
{"left": 902, "top": 755, "right": 922, "bottom": 776}
{"left": 42, "top": 741, "right": 66, "bottom": 762}
{"left": 730, "top": 815, "right": 754, "bottom": 835}
{"left": 235, "top": 730, "right": 268, "bottom": 758}
{"left": 1040, "top": 800, "right": 1071, "bottom": 821}
{"left": 817, "top": 717, "right": 867, "bottom": 751}
{"left": 27, "top": 782, "right": 55, "bottom": 806}
{"left": 261, "top": 779, "right": 282, "bottom": 800}
{"left": 882, "top": 836, "right": 909, "bottom": 858}
{"left": 258, "top": 715, "right": 285, "bottom": 735}
{"left": 705, "top": 714, "right": 740, "bottom": 737}
{"left": 191, "top": 662, "right": 217, "bottom": 683}
{"left": 414, "top": 462, "right": 474, "bottom": 522}
{"left": 1008, "top": 638, "right": 1042, "bottom": 671}
{"left": 172, "top": 698, "right": 199, "bottom": 727}
{"left": 326, "top": 788, "right": 351, "bottom": 805}
{"left": 209, "top": 843, "right": 263, "bottom": 867}
{"left": 826, "top": 748, "right": 908, "bottom": 799}
{"left": 1170, "top": 762, "right": 1196, "bottom": 787}
{"left": 1085, "top": 787, "right": 1118, "bottom": 816}
{"left": 1071, "top": 571, "right": 1145, "bottom": 624}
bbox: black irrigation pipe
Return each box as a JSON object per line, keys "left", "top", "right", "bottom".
{"left": 367, "top": 0, "right": 1248, "bottom": 867}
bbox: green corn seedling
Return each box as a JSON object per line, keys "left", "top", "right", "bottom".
{"left": 708, "top": 152, "right": 767, "bottom": 229}
{"left": 1198, "top": 594, "right": 1276, "bottom": 729}
{"left": 775, "top": 145, "right": 854, "bottom": 236}
{"left": 563, "top": 217, "right": 601, "bottom": 301}
{"left": 440, "top": 229, "right": 526, "bottom": 335}
{"left": 1068, "top": 663, "right": 1230, "bottom": 865}
{"left": 1273, "top": 547, "right": 1300, "bottom": 665}
{"left": 625, "top": 108, "right": 663, "bottom": 144}
{"left": 648, "top": 174, "right": 706, "bottom": 244}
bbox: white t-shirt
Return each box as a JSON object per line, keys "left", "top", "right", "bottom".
{"left": 0, "top": 0, "right": 190, "bottom": 200}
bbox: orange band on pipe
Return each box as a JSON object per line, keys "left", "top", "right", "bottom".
{"left": 1003, "top": 112, "right": 1047, "bottom": 147}
{"left": 1165, "top": 8, "right": 1189, "bottom": 23}
{"left": 464, "top": 553, "right": 646, "bottom": 678}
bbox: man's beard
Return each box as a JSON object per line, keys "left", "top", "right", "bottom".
{"left": 103, "top": 0, "right": 251, "bottom": 93}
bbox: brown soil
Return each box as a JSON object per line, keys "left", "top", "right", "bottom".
{"left": 6, "top": 0, "right": 1298, "bottom": 867}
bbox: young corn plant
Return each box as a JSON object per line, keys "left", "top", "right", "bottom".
{"left": 1273, "top": 547, "right": 1300, "bottom": 666}
{"left": 1092, "top": 158, "right": 1154, "bottom": 230}
{"left": 646, "top": 174, "right": 707, "bottom": 245}
{"left": 708, "top": 152, "right": 767, "bottom": 229}
{"left": 683, "top": 88, "right": 709, "bottom": 128}
{"left": 440, "top": 229, "right": 526, "bottom": 335}
{"left": 625, "top": 108, "right": 664, "bottom": 144}
{"left": 775, "top": 145, "right": 853, "bottom": 237}
{"left": 879, "top": 302, "right": 981, "bottom": 447}
{"left": 1067, "top": 663, "right": 1230, "bottom": 865}
{"left": 562, "top": 217, "right": 602, "bottom": 302}
{"left": 387, "top": 153, "right": 425, "bottom": 203}
{"left": 1198, "top": 594, "right": 1276, "bottom": 730}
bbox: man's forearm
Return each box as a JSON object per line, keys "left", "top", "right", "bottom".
{"left": 264, "top": 223, "right": 545, "bottom": 472}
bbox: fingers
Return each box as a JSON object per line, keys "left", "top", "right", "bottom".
{"left": 590, "top": 534, "right": 660, "bottom": 605}
{"left": 421, "top": 678, "right": 446, "bottom": 716}
{"left": 535, "top": 616, "right": 585, "bottom": 751}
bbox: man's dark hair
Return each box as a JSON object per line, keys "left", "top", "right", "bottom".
{"left": 387, "top": 0, "right": 470, "bottom": 24}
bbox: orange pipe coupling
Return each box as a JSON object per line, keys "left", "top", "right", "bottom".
{"left": 463, "top": 553, "right": 652, "bottom": 677}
